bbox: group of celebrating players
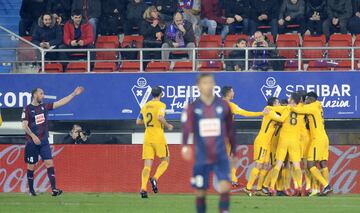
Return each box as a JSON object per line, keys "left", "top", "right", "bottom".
{"left": 137, "top": 73, "right": 332, "bottom": 213}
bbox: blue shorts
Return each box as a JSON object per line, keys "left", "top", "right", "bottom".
{"left": 191, "top": 158, "right": 231, "bottom": 190}
{"left": 24, "top": 140, "right": 52, "bottom": 164}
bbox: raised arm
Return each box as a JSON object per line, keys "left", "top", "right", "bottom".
{"left": 268, "top": 107, "right": 290, "bottom": 123}
{"left": 53, "top": 86, "right": 84, "bottom": 109}
{"left": 291, "top": 103, "right": 317, "bottom": 115}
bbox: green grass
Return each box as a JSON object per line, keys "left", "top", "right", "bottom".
{"left": 1, "top": 193, "right": 360, "bottom": 213}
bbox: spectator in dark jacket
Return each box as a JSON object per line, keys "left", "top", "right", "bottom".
{"left": 222, "top": 0, "right": 251, "bottom": 35}
{"left": 323, "top": 0, "right": 352, "bottom": 40}
{"left": 154, "top": 0, "right": 179, "bottom": 22}
{"left": 72, "top": 0, "right": 101, "bottom": 39}
{"left": 250, "top": 0, "right": 279, "bottom": 37}
{"left": 124, "top": 0, "right": 149, "bottom": 35}
{"left": 162, "top": 12, "right": 195, "bottom": 60}
{"left": 32, "top": 13, "right": 62, "bottom": 60}
{"left": 46, "top": 0, "right": 72, "bottom": 23}
{"left": 140, "top": 6, "right": 166, "bottom": 63}
{"left": 348, "top": 0, "right": 360, "bottom": 34}
{"left": 225, "top": 38, "right": 249, "bottom": 71}
{"left": 278, "top": 0, "right": 305, "bottom": 34}
{"left": 200, "top": 0, "right": 227, "bottom": 39}
{"left": 19, "top": 0, "right": 48, "bottom": 36}
{"left": 100, "top": 0, "right": 128, "bottom": 35}
{"left": 59, "top": 10, "right": 94, "bottom": 61}
{"left": 305, "top": 0, "right": 326, "bottom": 35}
{"left": 181, "top": 0, "right": 201, "bottom": 38}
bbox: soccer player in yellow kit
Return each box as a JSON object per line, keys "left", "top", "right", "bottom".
{"left": 269, "top": 93, "right": 303, "bottom": 196}
{"left": 221, "top": 86, "right": 263, "bottom": 187}
{"left": 242, "top": 97, "right": 284, "bottom": 196}
{"left": 136, "top": 86, "right": 174, "bottom": 198}
{"left": 291, "top": 92, "right": 333, "bottom": 196}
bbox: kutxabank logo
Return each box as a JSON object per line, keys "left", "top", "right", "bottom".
{"left": 261, "top": 77, "right": 282, "bottom": 100}
{"left": 132, "top": 77, "right": 152, "bottom": 108}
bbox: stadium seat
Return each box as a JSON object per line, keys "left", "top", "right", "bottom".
{"left": 284, "top": 60, "right": 303, "bottom": 71}
{"left": 354, "top": 34, "right": 360, "bottom": 61}
{"left": 328, "top": 34, "right": 352, "bottom": 59}
{"left": 44, "top": 63, "right": 63, "bottom": 73}
{"left": 224, "top": 34, "right": 248, "bottom": 58}
{"left": 121, "top": 35, "right": 144, "bottom": 48}
{"left": 93, "top": 62, "right": 117, "bottom": 72}
{"left": 119, "top": 61, "right": 140, "bottom": 72}
{"left": 95, "top": 42, "right": 118, "bottom": 61}
{"left": 199, "top": 61, "right": 224, "bottom": 72}
{"left": 173, "top": 61, "right": 193, "bottom": 72}
{"left": 198, "top": 35, "right": 222, "bottom": 59}
{"left": 96, "top": 35, "right": 120, "bottom": 47}
{"left": 277, "top": 34, "right": 300, "bottom": 59}
{"left": 18, "top": 36, "right": 37, "bottom": 62}
{"left": 145, "top": 61, "right": 170, "bottom": 72}
{"left": 334, "top": 60, "right": 358, "bottom": 71}
{"left": 307, "top": 60, "right": 331, "bottom": 71}
{"left": 66, "top": 62, "right": 88, "bottom": 73}
{"left": 303, "top": 35, "right": 326, "bottom": 59}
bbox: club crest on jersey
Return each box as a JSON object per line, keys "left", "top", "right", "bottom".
{"left": 194, "top": 108, "right": 203, "bottom": 115}
{"left": 132, "top": 77, "right": 152, "bottom": 108}
{"left": 261, "top": 77, "right": 282, "bottom": 100}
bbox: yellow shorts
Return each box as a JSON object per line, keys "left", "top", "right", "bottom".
{"left": 307, "top": 136, "right": 329, "bottom": 161}
{"left": 276, "top": 136, "right": 301, "bottom": 163}
{"left": 253, "top": 137, "right": 270, "bottom": 164}
{"left": 300, "top": 131, "right": 311, "bottom": 159}
{"left": 142, "top": 141, "right": 170, "bottom": 160}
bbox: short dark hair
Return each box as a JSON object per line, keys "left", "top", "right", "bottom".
{"left": 237, "top": 38, "right": 247, "bottom": 44}
{"left": 31, "top": 88, "right": 39, "bottom": 99}
{"left": 306, "top": 91, "right": 318, "bottom": 100}
{"left": 267, "top": 97, "right": 279, "bottom": 106}
{"left": 151, "top": 86, "right": 163, "bottom": 98}
{"left": 297, "top": 90, "right": 307, "bottom": 102}
{"left": 280, "top": 99, "right": 288, "bottom": 105}
{"left": 290, "top": 92, "right": 301, "bottom": 104}
{"left": 71, "top": 9, "right": 82, "bottom": 16}
{"left": 42, "top": 13, "right": 53, "bottom": 19}
{"left": 196, "top": 73, "right": 214, "bottom": 84}
{"left": 221, "top": 86, "right": 233, "bottom": 97}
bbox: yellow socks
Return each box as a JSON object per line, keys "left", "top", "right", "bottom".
{"left": 231, "top": 167, "right": 238, "bottom": 183}
{"left": 153, "top": 161, "right": 169, "bottom": 181}
{"left": 321, "top": 167, "right": 329, "bottom": 183}
{"left": 304, "top": 169, "right": 312, "bottom": 190}
{"left": 246, "top": 167, "right": 260, "bottom": 190}
{"left": 276, "top": 174, "right": 284, "bottom": 191}
{"left": 293, "top": 167, "right": 303, "bottom": 189}
{"left": 256, "top": 170, "right": 268, "bottom": 190}
{"left": 270, "top": 165, "right": 281, "bottom": 189}
{"left": 309, "top": 166, "right": 328, "bottom": 187}
{"left": 141, "top": 166, "right": 151, "bottom": 191}
{"left": 263, "top": 168, "right": 273, "bottom": 188}
{"left": 282, "top": 167, "right": 291, "bottom": 190}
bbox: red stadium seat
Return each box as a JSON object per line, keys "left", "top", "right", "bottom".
{"left": 284, "top": 60, "right": 303, "bottom": 71}
{"left": 354, "top": 34, "right": 360, "bottom": 61}
{"left": 307, "top": 60, "right": 331, "bottom": 71}
{"left": 95, "top": 42, "right": 118, "bottom": 61}
{"left": 44, "top": 63, "right": 63, "bottom": 73}
{"left": 93, "top": 62, "right": 117, "bottom": 72}
{"left": 18, "top": 36, "right": 37, "bottom": 62}
{"left": 66, "top": 62, "right": 88, "bottom": 73}
{"left": 173, "top": 61, "right": 193, "bottom": 72}
{"left": 277, "top": 34, "right": 300, "bottom": 59}
{"left": 96, "top": 35, "right": 120, "bottom": 47}
{"left": 119, "top": 61, "right": 140, "bottom": 72}
{"left": 145, "top": 61, "right": 170, "bottom": 72}
{"left": 224, "top": 34, "right": 248, "bottom": 58}
{"left": 121, "top": 35, "right": 144, "bottom": 48}
{"left": 328, "top": 34, "right": 352, "bottom": 59}
{"left": 199, "top": 61, "right": 224, "bottom": 72}
{"left": 329, "top": 34, "right": 352, "bottom": 43}
{"left": 302, "top": 35, "right": 326, "bottom": 59}
{"left": 198, "top": 35, "right": 222, "bottom": 59}
{"left": 334, "top": 60, "right": 358, "bottom": 71}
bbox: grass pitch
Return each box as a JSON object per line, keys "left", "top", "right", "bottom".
{"left": 0, "top": 193, "right": 359, "bottom": 213}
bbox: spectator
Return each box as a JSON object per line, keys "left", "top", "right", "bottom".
{"left": 222, "top": 0, "right": 251, "bottom": 35}
{"left": 46, "top": 0, "right": 72, "bottom": 23}
{"left": 72, "top": 0, "right": 101, "bottom": 39}
{"left": 63, "top": 124, "right": 90, "bottom": 144}
{"left": 278, "top": 0, "right": 305, "bottom": 34}
{"left": 140, "top": 6, "right": 166, "bottom": 63}
{"left": 32, "top": 13, "right": 63, "bottom": 60}
{"left": 154, "top": 0, "right": 179, "bottom": 23}
{"left": 305, "top": 0, "right": 327, "bottom": 35}
{"left": 162, "top": 12, "right": 196, "bottom": 60}
{"left": 250, "top": 0, "right": 279, "bottom": 37}
{"left": 60, "top": 10, "right": 94, "bottom": 61}
{"left": 125, "top": 0, "right": 149, "bottom": 35}
{"left": 323, "top": 0, "right": 352, "bottom": 40}
{"left": 250, "top": 31, "right": 277, "bottom": 71}
{"left": 225, "top": 38, "right": 249, "bottom": 71}
{"left": 19, "top": 0, "right": 48, "bottom": 36}
{"left": 181, "top": 0, "right": 201, "bottom": 38}
{"left": 348, "top": 0, "right": 360, "bottom": 34}
{"left": 100, "top": 0, "right": 128, "bottom": 35}
{"left": 200, "top": 0, "right": 227, "bottom": 39}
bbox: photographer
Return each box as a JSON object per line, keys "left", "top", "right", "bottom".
{"left": 63, "top": 124, "right": 90, "bottom": 144}
{"left": 250, "top": 31, "right": 277, "bottom": 71}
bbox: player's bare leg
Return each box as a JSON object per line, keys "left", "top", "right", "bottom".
{"left": 218, "top": 180, "right": 231, "bottom": 213}
{"left": 44, "top": 159, "right": 62, "bottom": 196}
{"left": 308, "top": 161, "right": 332, "bottom": 196}
{"left": 27, "top": 163, "right": 36, "bottom": 196}
{"left": 243, "top": 162, "right": 263, "bottom": 196}
{"left": 195, "top": 190, "right": 207, "bottom": 213}
{"left": 141, "top": 159, "right": 153, "bottom": 198}
{"left": 151, "top": 157, "right": 170, "bottom": 193}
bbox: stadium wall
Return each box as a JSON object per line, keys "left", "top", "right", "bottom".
{"left": 0, "top": 144, "right": 359, "bottom": 194}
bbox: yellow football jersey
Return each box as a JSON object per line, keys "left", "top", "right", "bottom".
{"left": 228, "top": 102, "right": 263, "bottom": 117}
{"left": 292, "top": 101, "right": 327, "bottom": 139}
{"left": 276, "top": 106, "right": 302, "bottom": 138}
{"left": 140, "top": 100, "right": 167, "bottom": 144}
{"left": 256, "top": 106, "right": 285, "bottom": 142}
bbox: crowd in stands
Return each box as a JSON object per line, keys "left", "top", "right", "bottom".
{"left": 16, "top": 0, "right": 360, "bottom": 71}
